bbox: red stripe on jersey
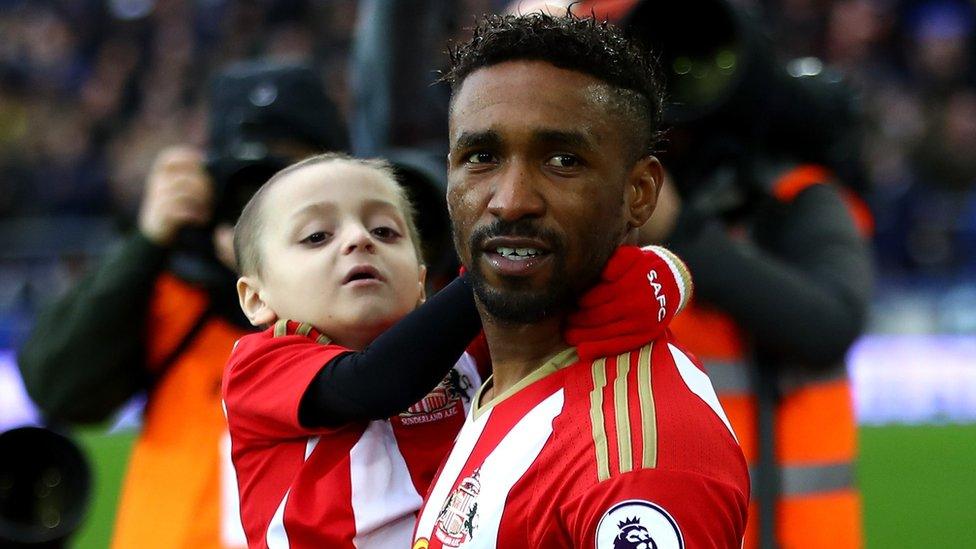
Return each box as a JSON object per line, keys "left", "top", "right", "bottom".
{"left": 652, "top": 342, "right": 747, "bottom": 490}
{"left": 284, "top": 450, "right": 358, "bottom": 547}
{"left": 626, "top": 351, "right": 646, "bottom": 472}
{"left": 600, "top": 355, "right": 622, "bottom": 479}
{"left": 391, "top": 399, "right": 468, "bottom": 498}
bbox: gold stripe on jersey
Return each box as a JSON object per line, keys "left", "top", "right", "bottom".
{"left": 296, "top": 323, "right": 313, "bottom": 337}
{"left": 589, "top": 357, "right": 610, "bottom": 482}
{"left": 315, "top": 334, "right": 331, "bottom": 345}
{"left": 637, "top": 343, "right": 657, "bottom": 469}
{"left": 273, "top": 319, "right": 288, "bottom": 337}
{"left": 614, "top": 352, "right": 633, "bottom": 474}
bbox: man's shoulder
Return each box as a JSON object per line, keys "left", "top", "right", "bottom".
{"left": 553, "top": 338, "right": 746, "bottom": 487}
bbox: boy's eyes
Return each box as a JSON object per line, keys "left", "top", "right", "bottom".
{"left": 298, "top": 227, "right": 401, "bottom": 245}
{"left": 371, "top": 226, "right": 400, "bottom": 240}
{"left": 300, "top": 231, "right": 330, "bottom": 245}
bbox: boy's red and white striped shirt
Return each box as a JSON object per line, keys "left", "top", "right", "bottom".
{"left": 412, "top": 335, "right": 749, "bottom": 549}
{"left": 222, "top": 320, "right": 482, "bottom": 549}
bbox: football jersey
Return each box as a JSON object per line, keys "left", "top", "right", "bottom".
{"left": 223, "top": 320, "right": 482, "bottom": 549}
{"left": 413, "top": 338, "right": 749, "bottom": 549}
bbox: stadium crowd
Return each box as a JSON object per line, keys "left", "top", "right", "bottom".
{"left": 0, "top": 0, "right": 973, "bottom": 279}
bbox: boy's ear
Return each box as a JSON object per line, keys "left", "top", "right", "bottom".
{"left": 417, "top": 265, "right": 428, "bottom": 305}
{"left": 237, "top": 276, "right": 277, "bottom": 327}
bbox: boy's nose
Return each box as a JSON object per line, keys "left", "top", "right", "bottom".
{"left": 342, "top": 225, "right": 375, "bottom": 254}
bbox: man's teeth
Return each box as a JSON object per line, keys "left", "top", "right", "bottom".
{"left": 496, "top": 247, "right": 542, "bottom": 259}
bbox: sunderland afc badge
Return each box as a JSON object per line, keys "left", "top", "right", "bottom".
{"left": 435, "top": 468, "right": 481, "bottom": 546}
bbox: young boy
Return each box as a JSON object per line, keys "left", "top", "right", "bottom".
{"left": 222, "top": 153, "right": 690, "bottom": 548}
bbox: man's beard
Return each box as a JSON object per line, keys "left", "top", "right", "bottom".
{"left": 458, "top": 218, "right": 618, "bottom": 324}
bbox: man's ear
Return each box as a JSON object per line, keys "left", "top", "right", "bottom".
{"left": 237, "top": 276, "right": 277, "bottom": 327}
{"left": 417, "top": 265, "right": 428, "bottom": 305}
{"left": 625, "top": 155, "right": 664, "bottom": 229}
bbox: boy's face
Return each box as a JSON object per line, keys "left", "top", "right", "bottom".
{"left": 238, "top": 161, "right": 426, "bottom": 348}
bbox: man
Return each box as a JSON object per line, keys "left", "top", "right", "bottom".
{"left": 412, "top": 13, "right": 749, "bottom": 548}
{"left": 18, "top": 61, "right": 348, "bottom": 549}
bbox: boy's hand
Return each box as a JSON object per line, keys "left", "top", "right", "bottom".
{"left": 567, "top": 245, "right": 693, "bottom": 361}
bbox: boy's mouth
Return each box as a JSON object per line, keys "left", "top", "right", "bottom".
{"left": 342, "top": 265, "right": 383, "bottom": 285}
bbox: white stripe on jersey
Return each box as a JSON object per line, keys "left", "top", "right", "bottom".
{"left": 267, "top": 490, "right": 290, "bottom": 549}
{"left": 350, "top": 421, "right": 424, "bottom": 548}
{"left": 220, "top": 429, "right": 247, "bottom": 547}
{"left": 460, "top": 389, "right": 565, "bottom": 548}
{"left": 415, "top": 404, "right": 493, "bottom": 538}
{"left": 668, "top": 344, "right": 737, "bottom": 441}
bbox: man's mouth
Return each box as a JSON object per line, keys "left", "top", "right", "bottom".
{"left": 481, "top": 237, "right": 552, "bottom": 277}
{"left": 493, "top": 246, "right": 545, "bottom": 260}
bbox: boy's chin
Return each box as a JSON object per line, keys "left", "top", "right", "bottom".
{"left": 350, "top": 306, "right": 406, "bottom": 332}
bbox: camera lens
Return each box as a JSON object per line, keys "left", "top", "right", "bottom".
{"left": 626, "top": 0, "right": 748, "bottom": 123}
{"left": 0, "top": 428, "right": 90, "bottom": 545}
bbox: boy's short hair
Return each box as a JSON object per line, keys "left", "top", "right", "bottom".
{"left": 234, "top": 152, "right": 424, "bottom": 276}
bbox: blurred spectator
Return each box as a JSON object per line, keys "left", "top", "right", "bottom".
{"left": 904, "top": 0, "right": 973, "bottom": 96}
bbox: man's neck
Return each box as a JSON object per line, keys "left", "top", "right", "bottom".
{"left": 480, "top": 314, "right": 568, "bottom": 400}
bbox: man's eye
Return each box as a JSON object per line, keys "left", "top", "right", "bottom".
{"left": 371, "top": 227, "right": 400, "bottom": 240}
{"left": 300, "top": 231, "right": 329, "bottom": 244}
{"left": 466, "top": 152, "right": 495, "bottom": 164}
{"left": 546, "top": 154, "right": 580, "bottom": 169}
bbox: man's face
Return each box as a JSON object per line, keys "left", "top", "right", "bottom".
{"left": 447, "top": 60, "right": 650, "bottom": 323}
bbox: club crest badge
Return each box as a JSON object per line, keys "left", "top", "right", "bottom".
{"left": 434, "top": 468, "right": 481, "bottom": 547}
{"left": 595, "top": 500, "right": 683, "bottom": 549}
{"left": 399, "top": 369, "right": 473, "bottom": 425}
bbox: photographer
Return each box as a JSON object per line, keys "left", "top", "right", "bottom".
{"left": 17, "top": 60, "right": 347, "bottom": 549}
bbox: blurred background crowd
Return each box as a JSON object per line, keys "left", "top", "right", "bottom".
{"left": 1, "top": 0, "right": 975, "bottom": 345}
{"left": 0, "top": 0, "right": 974, "bottom": 547}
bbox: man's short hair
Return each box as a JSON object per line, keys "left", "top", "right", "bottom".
{"left": 233, "top": 152, "right": 423, "bottom": 276}
{"left": 442, "top": 11, "right": 664, "bottom": 158}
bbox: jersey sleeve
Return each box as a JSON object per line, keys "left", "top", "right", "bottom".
{"left": 560, "top": 468, "right": 748, "bottom": 549}
{"left": 223, "top": 333, "right": 351, "bottom": 440}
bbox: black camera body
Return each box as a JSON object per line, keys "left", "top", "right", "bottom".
{"left": 170, "top": 60, "right": 349, "bottom": 286}
{"left": 623, "top": 0, "right": 865, "bottom": 218}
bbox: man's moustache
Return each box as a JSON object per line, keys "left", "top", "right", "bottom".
{"left": 469, "top": 219, "right": 562, "bottom": 253}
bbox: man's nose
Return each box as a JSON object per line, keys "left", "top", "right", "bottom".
{"left": 486, "top": 161, "right": 545, "bottom": 222}
{"left": 342, "top": 224, "right": 375, "bottom": 254}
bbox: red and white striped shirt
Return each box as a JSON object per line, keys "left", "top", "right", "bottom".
{"left": 413, "top": 338, "right": 749, "bottom": 548}
{"left": 223, "top": 320, "right": 481, "bottom": 549}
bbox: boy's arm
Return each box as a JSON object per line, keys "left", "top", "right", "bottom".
{"left": 299, "top": 275, "right": 480, "bottom": 427}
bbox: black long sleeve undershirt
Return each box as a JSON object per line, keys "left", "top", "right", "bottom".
{"left": 298, "top": 275, "right": 481, "bottom": 428}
